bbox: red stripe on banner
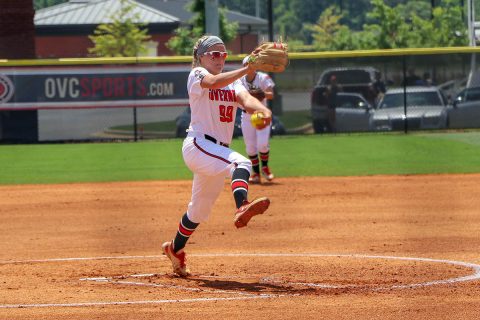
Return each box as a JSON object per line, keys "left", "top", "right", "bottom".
{"left": 193, "top": 138, "right": 231, "bottom": 165}
{"left": 178, "top": 224, "right": 193, "bottom": 236}
{"left": 231, "top": 180, "right": 248, "bottom": 190}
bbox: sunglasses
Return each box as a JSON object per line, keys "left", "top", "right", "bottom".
{"left": 202, "top": 51, "right": 228, "bottom": 59}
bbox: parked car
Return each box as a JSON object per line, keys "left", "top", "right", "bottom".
{"left": 175, "top": 107, "right": 286, "bottom": 138}
{"left": 371, "top": 86, "right": 449, "bottom": 131}
{"left": 449, "top": 86, "right": 480, "bottom": 129}
{"left": 331, "top": 92, "right": 375, "bottom": 132}
{"left": 311, "top": 67, "right": 381, "bottom": 133}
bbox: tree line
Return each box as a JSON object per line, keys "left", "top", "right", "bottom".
{"left": 222, "top": 0, "right": 471, "bottom": 50}
{"left": 33, "top": 0, "right": 476, "bottom": 56}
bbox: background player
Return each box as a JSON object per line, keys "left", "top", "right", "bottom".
{"left": 162, "top": 35, "right": 272, "bottom": 277}
{"left": 240, "top": 56, "right": 276, "bottom": 183}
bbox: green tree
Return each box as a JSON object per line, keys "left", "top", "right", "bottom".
{"left": 305, "top": 6, "right": 345, "bottom": 51}
{"left": 361, "top": 0, "right": 412, "bottom": 49}
{"left": 273, "top": 0, "right": 374, "bottom": 41}
{"left": 420, "top": 0, "right": 468, "bottom": 47}
{"left": 166, "top": 0, "right": 238, "bottom": 55}
{"left": 401, "top": 0, "right": 432, "bottom": 20}
{"left": 306, "top": 0, "right": 468, "bottom": 51}
{"left": 166, "top": 27, "right": 203, "bottom": 56}
{"left": 274, "top": 1, "right": 301, "bottom": 40}
{"left": 34, "top": 0, "right": 68, "bottom": 10}
{"left": 88, "top": 0, "right": 151, "bottom": 57}
{"left": 361, "top": 0, "right": 467, "bottom": 49}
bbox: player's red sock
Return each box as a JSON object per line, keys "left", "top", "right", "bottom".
{"left": 260, "top": 151, "right": 269, "bottom": 167}
{"left": 172, "top": 213, "right": 199, "bottom": 253}
{"left": 248, "top": 154, "right": 260, "bottom": 174}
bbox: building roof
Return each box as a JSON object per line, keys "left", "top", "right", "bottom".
{"left": 35, "top": 0, "right": 267, "bottom": 33}
{"left": 35, "top": 0, "right": 179, "bottom": 25}
{"left": 137, "top": 0, "right": 268, "bottom": 32}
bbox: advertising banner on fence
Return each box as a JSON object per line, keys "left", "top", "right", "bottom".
{"left": 0, "top": 66, "right": 191, "bottom": 110}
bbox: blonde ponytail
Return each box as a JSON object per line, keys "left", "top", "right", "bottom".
{"left": 192, "top": 35, "right": 210, "bottom": 69}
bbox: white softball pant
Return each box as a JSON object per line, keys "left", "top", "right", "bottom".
{"left": 182, "top": 133, "right": 251, "bottom": 223}
{"left": 241, "top": 111, "right": 271, "bottom": 156}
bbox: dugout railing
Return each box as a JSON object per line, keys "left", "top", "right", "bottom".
{"left": 1, "top": 47, "right": 480, "bottom": 143}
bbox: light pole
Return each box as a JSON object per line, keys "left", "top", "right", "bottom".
{"left": 267, "top": 0, "right": 273, "bottom": 41}
{"left": 467, "top": 0, "right": 475, "bottom": 46}
{"left": 205, "top": 0, "right": 219, "bottom": 36}
{"left": 467, "top": 0, "right": 476, "bottom": 88}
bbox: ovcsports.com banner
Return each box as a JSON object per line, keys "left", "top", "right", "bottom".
{"left": 0, "top": 66, "right": 190, "bottom": 110}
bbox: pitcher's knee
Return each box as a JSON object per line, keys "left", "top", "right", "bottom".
{"left": 258, "top": 144, "right": 269, "bottom": 154}
{"left": 246, "top": 146, "right": 257, "bottom": 157}
{"left": 235, "top": 157, "right": 251, "bottom": 173}
{"left": 187, "top": 202, "right": 214, "bottom": 223}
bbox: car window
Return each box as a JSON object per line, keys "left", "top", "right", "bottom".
{"left": 379, "top": 92, "right": 443, "bottom": 108}
{"left": 336, "top": 96, "right": 352, "bottom": 108}
{"left": 378, "top": 94, "right": 403, "bottom": 109}
{"left": 337, "top": 95, "right": 366, "bottom": 109}
{"left": 409, "top": 92, "right": 442, "bottom": 106}
{"left": 338, "top": 101, "right": 354, "bottom": 109}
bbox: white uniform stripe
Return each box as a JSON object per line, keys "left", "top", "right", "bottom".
{"left": 178, "top": 231, "right": 191, "bottom": 238}
{"left": 231, "top": 178, "right": 248, "bottom": 185}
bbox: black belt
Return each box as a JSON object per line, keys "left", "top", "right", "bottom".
{"left": 204, "top": 134, "right": 229, "bottom": 147}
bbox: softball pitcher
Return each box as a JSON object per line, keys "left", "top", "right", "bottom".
{"left": 240, "top": 56, "right": 276, "bottom": 183}
{"left": 162, "top": 35, "right": 272, "bottom": 277}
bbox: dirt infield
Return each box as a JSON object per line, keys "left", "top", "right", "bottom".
{"left": 1, "top": 174, "right": 480, "bottom": 319}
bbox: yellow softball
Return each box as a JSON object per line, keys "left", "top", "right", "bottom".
{"left": 250, "top": 111, "right": 265, "bottom": 129}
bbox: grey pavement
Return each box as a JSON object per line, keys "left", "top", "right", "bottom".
{"left": 38, "top": 107, "right": 185, "bottom": 141}
{"left": 280, "top": 91, "right": 310, "bottom": 112}
{"left": 38, "top": 91, "right": 311, "bottom": 141}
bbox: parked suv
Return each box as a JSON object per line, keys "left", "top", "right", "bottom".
{"left": 311, "top": 67, "right": 380, "bottom": 133}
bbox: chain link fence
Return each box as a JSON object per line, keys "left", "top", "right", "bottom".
{"left": 1, "top": 48, "right": 480, "bottom": 143}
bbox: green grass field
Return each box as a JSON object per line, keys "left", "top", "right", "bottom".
{"left": 1, "top": 132, "right": 479, "bottom": 185}
{"left": 110, "top": 110, "right": 312, "bottom": 134}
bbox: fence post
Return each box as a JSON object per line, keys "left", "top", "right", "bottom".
{"left": 402, "top": 56, "right": 408, "bottom": 134}
{"left": 133, "top": 107, "right": 138, "bottom": 142}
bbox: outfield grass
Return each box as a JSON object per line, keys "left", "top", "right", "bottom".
{"left": 277, "top": 110, "right": 311, "bottom": 129}
{"left": 1, "top": 132, "right": 480, "bottom": 185}
{"left": 109, "top": 110, "right": 312, "bottom": 133}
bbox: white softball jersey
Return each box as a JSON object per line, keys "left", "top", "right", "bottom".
{"left": 181, "top": 67, "right": 251, "bottom": 223}
{"left": 240, "top": 72, "right": 275, "bottom": 155}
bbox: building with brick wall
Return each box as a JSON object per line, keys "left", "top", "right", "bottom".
{"left": 34, "top": 0, "right": 267, "bottom": 58}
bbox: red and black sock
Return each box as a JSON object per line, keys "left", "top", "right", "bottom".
{"left": 260, "top": 151, "right": 269, "bottom": 167}
{"left": 172, "top": 213, "right": 199, "bottom": 253}
{"left": 248, "top": 154, "right": 260, "bottom": 174}
{"left": 231, "top": 168, "right": 249, "bottom": 208}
